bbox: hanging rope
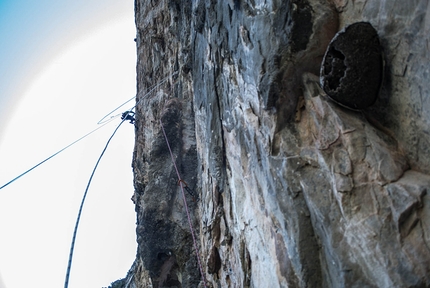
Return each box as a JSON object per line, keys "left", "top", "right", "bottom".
{"left": 64, "top": 118, "right": 126, "bottom": 288}
{"left": 0, "top": 71, "right": 180, "bottom": 286}
{"left": 159, "top": 118, "right": 207, "bottom": 287}
{"left": 64, "top": 73, "right": 178, "bottom": 287}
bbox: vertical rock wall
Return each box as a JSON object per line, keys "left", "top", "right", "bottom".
{"left": 118, "top": 0, "right": 430, "bottom": 287}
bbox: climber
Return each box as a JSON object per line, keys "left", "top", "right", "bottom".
{"left": 121, "top": 111, "right": 135, "bottom": 124}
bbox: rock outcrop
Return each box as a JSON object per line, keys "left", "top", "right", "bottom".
{"left": 114, "top": 0, "right": 430, "bottom": 287}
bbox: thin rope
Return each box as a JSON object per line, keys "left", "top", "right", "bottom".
{"left": 97, "top": 96, "right": 136, "bottom": 124}
{"left": 64, "top": 74, "right": 178, "bottom": 287}
{"left": 97, "top": 72, "right": 178, "bottom": 124}
{"left": 64, "top": 118, "right": 126, "bottom": 288}
{"left": 159, "top": 119, "right": 207, "bottom": 287}
{"left": 0, "top": 72, "right": 178, "bottom": 190}
{"left": 0, "top": 119, "right": 115, "bottom": 190}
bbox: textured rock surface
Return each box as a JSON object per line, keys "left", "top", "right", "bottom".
{"left": 117, "top": 0, "right": 430, "bottom": 287}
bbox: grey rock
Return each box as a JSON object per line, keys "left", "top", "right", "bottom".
{"left": 124, "top": 0, "right": 430, "bottom": 287}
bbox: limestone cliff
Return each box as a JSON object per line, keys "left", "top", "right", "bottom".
{"left": 115, "top": 0, "right": 430, "bottom": 287}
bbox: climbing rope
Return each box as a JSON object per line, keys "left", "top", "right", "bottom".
{"left": 0, "top": 71, "right": 181, "bottom": 286}
{"left": 97, "top": 72, "right": 178, "bottom": 124}
{"left": 0, "top": 119, "right": 115, "bottom": 190}
{"left": 64, "top": 73, "right": 178, "bottom": 287}
{"left": 63, "top": 117, "right": 126, "bottom": 288}
{"left": 160, "top": 118, "right": 208, "bottom": 287}
{"left": 0, "top": 72, "right": 178, "bottom": 190}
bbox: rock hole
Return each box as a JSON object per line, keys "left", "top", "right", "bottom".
{"left": 228, "top": 5, "right": 233, "bottom": 23}
{"left": 207, "top": 246, "right": 222, "bottom": 274}
{"left": 325, "top": 47, "right": 346, "bottom": 92}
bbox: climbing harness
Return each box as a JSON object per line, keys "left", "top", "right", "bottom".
{"left": 160, "top": 119, "right": 207, "bottom": 287}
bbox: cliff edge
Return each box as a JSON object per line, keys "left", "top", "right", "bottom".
{"left": 114, "top": 0, "right": 430, "bottom": 287}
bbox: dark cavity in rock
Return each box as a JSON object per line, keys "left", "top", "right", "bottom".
{"left": 320, "top": 22, "right": 383, "bottom": 110}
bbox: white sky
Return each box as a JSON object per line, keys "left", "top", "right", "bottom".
{"left": 0, "top": 2, "right": 137, "bottom": 288}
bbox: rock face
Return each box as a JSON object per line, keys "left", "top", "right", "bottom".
{"left": 117, "top": 0, "right": 430, "bottom": 287}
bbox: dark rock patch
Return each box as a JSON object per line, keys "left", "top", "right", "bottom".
{"left": 320, "top": 22, "right": 383, "bottom": 110}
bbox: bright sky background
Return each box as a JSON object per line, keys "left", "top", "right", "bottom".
{"left": 0, "top": 1, "right": 137, "bottom": 287}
